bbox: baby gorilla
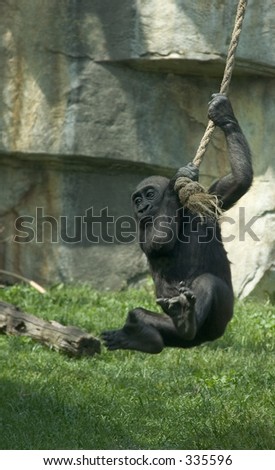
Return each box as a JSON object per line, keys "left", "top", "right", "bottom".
{"left": 102, "top": 94, "right": 253, "bottom": 353}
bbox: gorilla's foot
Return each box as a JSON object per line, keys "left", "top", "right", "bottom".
{"left": 101, "top": 322, "right": 164, "bottom": 354}
{"left": 157, "top": 284, "right": 196, "bottom": 340}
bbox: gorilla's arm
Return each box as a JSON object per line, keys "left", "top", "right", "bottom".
{"left": 208, "top": 94, "right": 253, "bottom": 211}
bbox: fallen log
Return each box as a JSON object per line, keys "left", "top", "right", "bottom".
{"left": 0, "top": 300, "right": 101, "bottom": 357}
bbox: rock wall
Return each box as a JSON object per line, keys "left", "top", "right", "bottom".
{"left": 0, "top": 0, "right": 274, "bottom": 298}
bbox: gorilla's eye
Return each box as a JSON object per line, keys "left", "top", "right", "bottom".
{"left": 134, "top": 197, "right": 142, "bottom": 207}
{"left": 146, "top": 189, "right": 155, "bottom": 199}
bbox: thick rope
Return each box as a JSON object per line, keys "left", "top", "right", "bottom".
{"left": 192, "top": 0, "right": 248, "bottom": 168}
{"left": 175, "top": 0, "right": 248, "bottom": 220}
{"left": 174, "top": 177, "right": 223, "bottom": 221}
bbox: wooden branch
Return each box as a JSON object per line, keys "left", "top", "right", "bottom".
{"left": 0, "top": 269, "right": 47, "bottom": 294}
{"left": 0, "top": 301, "right": 101, "bottom": 357}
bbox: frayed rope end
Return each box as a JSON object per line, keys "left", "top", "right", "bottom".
{"left": 174, "top": 177, "right": 223, "bottom": 221}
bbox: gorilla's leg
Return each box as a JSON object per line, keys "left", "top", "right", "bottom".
{"left": 156, "top": 285, "right": 197, "bottom": 340}
{"left": 102, "top": 308, "right": 177, "bottom": 354}
{"left": 190, "top": 273, "right": 234, "bottom": 342}
{"left": 102, "top": 274, "right": 233, "bottom": 353}
{"left": 156, "top": 274, "right": 233, "bottom": 344}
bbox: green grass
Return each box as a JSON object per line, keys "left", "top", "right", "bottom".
{"left": 0, "top": 283, "right": 274, "bottom": 450}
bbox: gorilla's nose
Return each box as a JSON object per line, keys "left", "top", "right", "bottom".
{"left": 138, "top": 203, "right": 150, "bottom": 214}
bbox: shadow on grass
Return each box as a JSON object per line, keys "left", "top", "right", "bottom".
{"left": 0, "top": 378, "right": 136, "bottom": 450}
{"left": 1, "top": 367, "right": 274, "bottom": 451}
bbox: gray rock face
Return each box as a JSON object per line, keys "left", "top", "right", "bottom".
{"left": 222, "top": 179, "right": 275, "bottom": 299}
{"left": 0, "top": 1, "right": 274, "bottom": 299}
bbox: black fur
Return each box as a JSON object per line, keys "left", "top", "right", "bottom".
{"left": 102, "top": 94, "right": 253, "bottom": 353}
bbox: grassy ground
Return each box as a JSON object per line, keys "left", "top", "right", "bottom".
{"left": 0, "top": 283, "right": 274, "bottom": 450}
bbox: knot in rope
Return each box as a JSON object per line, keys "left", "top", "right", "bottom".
{"left": 174, "top": 177, "right": 205, "bottom": 204}
{"left": 174, "top": 177, "right": 222, "bottom": 221}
